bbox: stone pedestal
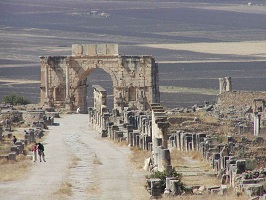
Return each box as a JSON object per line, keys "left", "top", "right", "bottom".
{"left": 29, "top": 131, "right": 35, "bottom": 143}
{"left": 101, "top": 129, "right": 107, "bottom": 137}
{"left": 133, "top": 131, "right": 140, "bottom": 147}
{"left": 10, "top": 146, "right": 19, "bottom": 155}
{"left": 128, "top": 132, "right": 133, "bottom": 147}
{"left": 254, "top": 112, "right": 261, "bottom": 136}
{"left": 143, "top": 135, "right": 152, "bottom": 150}
{"left": 165, "top": 177, "right": 177, "bottom": 193}
{"left": 170, "top": 180, "right": 182, "bottom": 195}
{"left": 150, "top": 178, "right": 163, "bottom": 197}
{"left": 8, "top": 152, "right": 16, "bottom": 160}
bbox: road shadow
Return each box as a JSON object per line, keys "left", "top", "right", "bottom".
{"left": 53, "top": 123, "right": 60, "bottom": 126}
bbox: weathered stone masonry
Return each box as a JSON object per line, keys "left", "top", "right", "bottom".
{"left": 40, "top": 44, "right": 160, "bottom": 113}
{"left": 217, "top": 76, "right": 266, "bottom": 110}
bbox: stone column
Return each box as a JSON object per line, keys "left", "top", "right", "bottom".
{"left": 192, "top": 134, "right": 196, "bottom": 150}
{"left": 65, "top": 60, "right": 71, "bottom": 108}
{"left": 219, "top": 78, "right": 224, "bottom": 94}
{"left": 180, "top": 133, "right": 185, "bottom": 151}
{"left": 103, "top": 113, "right": 110, "bottom": 131}
{"left": 165, "top": 177, "right": 177, "bottom": 194}
{"left": 158, "top": 147, "right": 171, "bottom": 173}
{"left": 225, "top": 77, "right": 232, "bottom": 92}
{"left": 45, "top": 63, "right": 49, "bottom": 105}
{"left": 157, "top": 122, "right": 169, "bottom": 149}
{"left": 127, "top": 125, "right": 133, "bottom": 146}
{"left": 254, "top": 112, "right": 261, "bottom": 136}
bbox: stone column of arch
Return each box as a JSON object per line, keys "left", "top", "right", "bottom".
{"left": 65, "top": 59, "right": 70, "bottom": 103}
{"left": 43, "top": 59, "right": 52, "bottom": 107}
{"left": 64, "top": 58, "right": 72, "bottom": 111}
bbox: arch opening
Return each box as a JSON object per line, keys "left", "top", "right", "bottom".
{"left": 86, "top": 67, "right": 114, "bottom": 109}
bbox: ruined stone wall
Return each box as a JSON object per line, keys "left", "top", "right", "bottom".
{"left": 217, "top": 91, "right": 266, "bottom": 109}
{"left": 22, "top": 110, "right": 45, "bottom": 124}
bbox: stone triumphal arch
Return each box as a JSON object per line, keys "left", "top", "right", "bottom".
{"left": 40, "top": 44, "right": 160, "bottom": 113}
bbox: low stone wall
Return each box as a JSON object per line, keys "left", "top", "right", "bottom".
{"left": 22, "top": 110, "right": 45, "bottom": 124}
{"left": 218, "top": 91, "right": 266, "bottom": 109}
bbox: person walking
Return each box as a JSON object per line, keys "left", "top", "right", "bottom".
{"left": 24, "top": 130, "right": 28, "bottom": 135}
{"left": 12, "top": 136, "right": 17, "bottom": 144}
{"left": 37, "top": 143, "right": 46, "bottom": 162}
{"left": 32, "top": 143, "right": 37, "bottom": 162}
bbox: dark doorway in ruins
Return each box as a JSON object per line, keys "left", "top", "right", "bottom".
{"left": 86, "top": 68, "right": 114, "bottom": 109}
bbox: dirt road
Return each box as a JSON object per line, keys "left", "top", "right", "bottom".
{"left": 0, "top": 114, "right": 149, "bottom": 200}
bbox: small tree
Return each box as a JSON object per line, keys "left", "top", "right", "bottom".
{"left": 2, "top": 94, "right": 31, "bottom": 105}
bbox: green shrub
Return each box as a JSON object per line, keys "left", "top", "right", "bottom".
{"left": 146, "top": 168, "right": 184, "bottom": 190}
{"left": 2, "top": 94, "right": 31, "bottom": 105}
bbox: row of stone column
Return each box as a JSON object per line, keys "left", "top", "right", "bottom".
{"left": 88, "top": 103, "right": 173, "bottom": 173}
{"left": 88, "top": 108, "right": 110, "bottom": 134}
{"left": 168, "top": 130, "right": 266, "bottom": 198}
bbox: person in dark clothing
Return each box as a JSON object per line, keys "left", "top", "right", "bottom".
{"left": 37, "top": 143, "right": 46, "bottom": 162}
{"left": 13, "top": 136, "right": 17, "bottom": 144}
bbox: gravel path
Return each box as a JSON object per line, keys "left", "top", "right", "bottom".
{"left": 0, "top": 114, "right": 149, "bottom": 200}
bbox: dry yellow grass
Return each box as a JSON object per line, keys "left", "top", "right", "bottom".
{"left": 113, "top": 139, "right": 128, "bottom": 147}
{"left": 0, "top": 155, "right": 32, "bottom": 182}
{"left": 170, "top": 149, "right": 185, "bottom": 166}
{"left": 0, "top": 141, "right": 12, "bottom": 153}
{"left": 86, "top": 185, "right": 101, "bottom": 194}
{"left": 186, "top": 151, "right": 204, "bottom": 161}
{"left": 171, "top": 150, "right": 204, "bottom": 167}
{"left": 71, "top": 155, "right": 81, "bottom": 166}
{"left": 129, "top": 147, "right": 151, "bottom": 169}
{"left": 53, "top": 182, "right": 72, "bottom": 197}
{"left": 26, "top": 143, "right": 35, "bottom": 152}
{"left": 216, "top": 124, "right": 235, "bottom": 136}
{"left": 67, "top": 155, "right": 81, "bottom": 169}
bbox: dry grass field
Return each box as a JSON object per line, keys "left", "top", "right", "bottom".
{"left": 0, "top": 155, "right": 32, "bottom": 182}
{"left": 53, "top": 182, "right": 73, "bottom": 197}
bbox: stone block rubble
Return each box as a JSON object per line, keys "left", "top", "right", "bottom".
{"left": 0, "top": 105, "right": 59, "bottom": 161}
